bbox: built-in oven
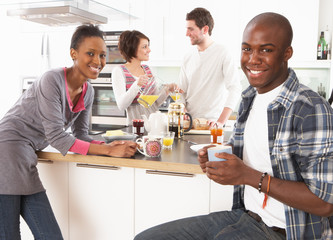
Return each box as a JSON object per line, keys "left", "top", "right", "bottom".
{"left": 100, "top": 31, "right": 126, "bottom": 74}
{"left": 89, "top": 31, "right": 127, "bottom": 133}
{"left": 89, "top": 73, "right": 127, "bottom": 133}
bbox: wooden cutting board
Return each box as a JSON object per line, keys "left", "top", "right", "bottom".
{"left": 185, "top": 129, "right": 210, "bottom": 135}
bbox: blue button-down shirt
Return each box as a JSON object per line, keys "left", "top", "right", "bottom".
{"left": 228, "top": 68, "right": 333, "bottom": 239}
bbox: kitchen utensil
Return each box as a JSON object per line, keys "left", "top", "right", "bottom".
{"left": 141, "top": 111, "right": 168, "bottom": 136}
{"left": 167, "top": 102, "right": 193, "bottom": 138}
{"left": 137, "top": 76, "right": 166, "bottom": 108}
{"left": 207, "top": 146, "right": 232, "bottom": 161}
{"left": 136, "top": 135, "right": 163, "bottom": 157}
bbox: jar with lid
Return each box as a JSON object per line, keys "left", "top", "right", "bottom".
{"left": 132, "top": 119, "right": 144, "bottom": 136}
{"left": 210, "top": 123, "right": 223, "bottom": 144}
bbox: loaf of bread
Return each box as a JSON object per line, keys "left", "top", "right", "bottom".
{"left": 193, "top": 118, "right": 210, "bottom": 130}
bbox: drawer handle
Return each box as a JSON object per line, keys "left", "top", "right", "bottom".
{"left": 146, "top": 170, "right": 194, "bottom": 178}
{"left": 76, "top": 163, "right": 119, "bottom": 170}
{"left": 38, "top": 159, "right": 54, "bottom": 164}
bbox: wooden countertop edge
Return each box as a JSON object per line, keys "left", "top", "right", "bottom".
{"left": 37, "top": 151, "right": 204, "bottom": 175}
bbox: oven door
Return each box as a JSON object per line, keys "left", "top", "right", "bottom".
{"left": 105, "top": 41, "right": 126, "bottom": 65}
{"left": 91, "top": 83, "right": 127, "bottom": 130}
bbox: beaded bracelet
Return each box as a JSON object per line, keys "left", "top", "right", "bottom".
{"left": 258, "top": 172, "right": 267, "bottom": 193}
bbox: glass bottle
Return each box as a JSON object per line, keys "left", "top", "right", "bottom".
{"left": 317, "top": 31, "right": 327, "bottom": 60}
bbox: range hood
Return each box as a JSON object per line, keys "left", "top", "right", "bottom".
{"left": 6, "top": 0, "right": 135, "bottom": 26}
{"left": 7, "top": 5, "right": 108, "bottom": 25}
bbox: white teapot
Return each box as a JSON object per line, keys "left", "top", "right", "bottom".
{"left": 141, "top": 111, "right": 168, "bottom": 136}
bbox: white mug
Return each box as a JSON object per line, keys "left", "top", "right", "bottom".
{"left": 136, "top": 136, "right": 163, "bottom": 157}
{"left": 207, "top": 145, "right": 232, "bottom": 161}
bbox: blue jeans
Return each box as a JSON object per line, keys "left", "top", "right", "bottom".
{"left": 134, "top": 209, "right": 286, "bottom": 240}
{"left": 0, "top": 191, "right": 63, "bottom": 240}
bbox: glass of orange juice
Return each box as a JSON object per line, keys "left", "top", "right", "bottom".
{"left": 170, "top": 92, "right": 180, "bottom": 102}
{"left": 163, "top": 131, "right": 175, "bottom": 149}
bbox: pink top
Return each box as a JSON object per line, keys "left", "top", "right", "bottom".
{"left": 64, "top": 71, "right": 104, "bottom": 155}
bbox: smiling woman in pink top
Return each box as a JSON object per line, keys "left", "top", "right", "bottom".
{"left": 0, "top": 24, "right": 137, "bottom": 239}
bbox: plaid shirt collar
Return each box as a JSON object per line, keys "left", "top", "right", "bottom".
{"left": 241, "top": 68, "right": 297, "bottom": 111}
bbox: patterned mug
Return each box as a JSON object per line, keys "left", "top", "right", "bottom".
{"left": 136, "top": 136, "right": 163, "bottom": 157}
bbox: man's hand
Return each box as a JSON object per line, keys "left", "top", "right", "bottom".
{"left": 198, "top": 146, "right": 253, "bottom": 186}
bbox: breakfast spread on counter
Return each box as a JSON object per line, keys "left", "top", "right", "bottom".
{"left": 192, "top": 118, "right": 210, "bottom": 130}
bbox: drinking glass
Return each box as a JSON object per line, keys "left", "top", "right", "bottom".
{"left": 170, "top": 90, "right": 181, "bottom": 102}
{"left": 163, "top": 131, "right": 175, "bottom": 149}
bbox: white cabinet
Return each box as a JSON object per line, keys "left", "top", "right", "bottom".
{"left": 209, "top": 181, "right": 234, "bottom": 213}
{"left": 137, "top": 0, "right": 319, "bottom": 66}
{"left": 68, "top": 163, "right": 134, "bottom": 240}
{"left": 134, "top": 169, "right": 210, "bottom": 235}
{"left": 20, "top": 160, "right": 69, "bottom": 239}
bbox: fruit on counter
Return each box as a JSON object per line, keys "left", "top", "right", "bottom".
{"left": 105, "top": 130, "right": 125, "bottom": 136}
{"left": 193, "top": 118, "right": 210, "bottom": 130}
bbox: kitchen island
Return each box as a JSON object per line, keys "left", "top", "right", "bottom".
{"left": 37, "top": 131, "right": 212, "bottom": 174}
{"left": 30, "top": 130, "right": 233, "bottom": 240}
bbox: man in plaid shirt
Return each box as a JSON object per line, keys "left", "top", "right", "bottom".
{"left": 135, "top": 12, "right": 333, "bottom": 240}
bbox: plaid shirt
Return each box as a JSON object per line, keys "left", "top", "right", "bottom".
{"left": 228, "top": 68, "right": 333, "bottom": 239}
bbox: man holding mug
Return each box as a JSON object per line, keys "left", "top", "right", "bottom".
{"left": 134, "top": 12, "right": 333, "bottom": 240}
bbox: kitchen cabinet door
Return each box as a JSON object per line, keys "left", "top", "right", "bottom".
{"left": 209, "top": 181, "right": 234, "bottom": 213}
{"left": 134, "top": 168, "right": 210, "bottom": 235}
{"left": 20, "top": 160, "right": 69, "bottom": 239}
{"left": 68, "top": 163, "right": 134, "bottom": 240}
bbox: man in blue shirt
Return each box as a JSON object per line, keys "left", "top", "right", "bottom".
{"left": 134, "top": 12, "right": 333, "bottom": 240}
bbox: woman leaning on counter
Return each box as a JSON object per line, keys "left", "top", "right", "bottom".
{"left": 0, "top": 24, "right": 137, "bottom": 239}
{"left": 112, "top": 30, "right": 181, "bottom": 125}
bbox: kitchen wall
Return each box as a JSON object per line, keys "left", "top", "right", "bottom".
{"left": 0, "top": 8, "right": 21, "bottom": 118}
{"left": 0, "top": 0, "right": 332, "bottom": 119}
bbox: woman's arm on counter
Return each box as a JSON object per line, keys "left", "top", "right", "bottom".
{"left": 88, "top": 140, "right": 137, "bottom": 158}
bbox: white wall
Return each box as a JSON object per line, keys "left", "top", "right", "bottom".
{"left": 0, "top": 8, "right": 21, "bottom": 118}
{"left": 0, "top": 5, "right": 77, "bottom": 119}
{"left": 0, "top": 0, "right": 331, "bottom": 120}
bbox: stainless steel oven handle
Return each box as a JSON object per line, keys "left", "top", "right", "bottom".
{"left": 105, "top": 40, "right": 118, "bottom": 46}
{"left": 91, "top": 84, "right": 113, "bottom": 87}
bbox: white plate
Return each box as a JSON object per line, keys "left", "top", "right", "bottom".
{"left": 190, "top": 144, "right": 218, "bottom": 153}
{"left": 101, "top": 133, "right": 136, "bottom": 143}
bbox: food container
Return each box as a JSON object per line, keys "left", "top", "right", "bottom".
{"left": 132, "top": 119, "right": 144, "bottom": 136}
